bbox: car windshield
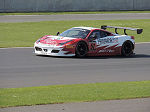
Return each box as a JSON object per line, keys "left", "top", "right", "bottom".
{"left": 59, "top": 28, "right": 90, "bottom": 39}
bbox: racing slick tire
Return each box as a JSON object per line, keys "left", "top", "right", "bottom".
{"left": 121, "top": 41, "right": 134, "bottom": 57}
{"left": 75, "top": 41, "right": 88, "bottom": 58}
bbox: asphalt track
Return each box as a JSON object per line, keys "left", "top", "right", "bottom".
{"left": 0, "top": 43, "right": 150, "bottom": 88}
{"left": 1, "top": 98, "right": 150, "bottom": 112}
{"left": 0, "top": 13, "right": 150, "bottom": 23}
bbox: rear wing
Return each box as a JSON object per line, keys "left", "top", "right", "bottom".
{"left": 101, "top": 25, "right": 143, "bottom": 35}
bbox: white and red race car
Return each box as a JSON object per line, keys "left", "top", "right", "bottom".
{"left": 34, "top": 25, "right": 143, "bottom": 57}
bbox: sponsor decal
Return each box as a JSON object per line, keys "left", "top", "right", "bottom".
{"left": 99, "top": 49, "right": 114, "bottom": 53}
{"left": 45, "top": 39, "right": 57, "bottom": 45}
{"left": 65, "top": 45, "right": 74, "bottom": 48}
{"left": 47, "top": 36, "right": 64, "bottom": 40}
{"left": 56, "top": 36, "right": 64, "bottom": 40}
{"left": 98, "top": 38, "right": 118, "bottom": 44}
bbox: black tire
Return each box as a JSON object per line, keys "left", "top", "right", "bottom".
{"left": 75, "top": 41, "right": 88, "bottom": 58}
{"left": 121, "top": 41, "right": 134, "bottom": 57}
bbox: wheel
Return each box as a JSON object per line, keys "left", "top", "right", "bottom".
{"left": 121, "top": 41, "right": 134, "bottom": 56}
{"left": 75, "top": 41, "right": 88, "bottom": 58}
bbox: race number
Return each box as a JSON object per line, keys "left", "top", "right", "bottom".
{"left": 89, "top": 42, "right": 96, "bottom": 51}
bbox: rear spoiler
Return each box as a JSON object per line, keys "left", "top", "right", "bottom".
{"left": 101, "top": 25, "right": 143, "bottom": 35}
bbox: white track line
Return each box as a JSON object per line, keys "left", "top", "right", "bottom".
{"left": 135, "top": 42, "right": 150, "bottom": 44}
{"left": 0, "top": 47, "right": 33, "bottom": 49}
{"left": 0, "top": 42, "right": 150, "bottom": 49}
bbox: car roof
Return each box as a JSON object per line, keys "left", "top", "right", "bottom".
{"left": 73, "top": 27, "right": 99, "bottom": 30}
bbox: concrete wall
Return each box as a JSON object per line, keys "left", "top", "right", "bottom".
{"left": 0, "top": 0, "right": 150, "bottom": 12}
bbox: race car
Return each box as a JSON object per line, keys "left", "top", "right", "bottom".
{"left": 34, "top": 25, "right": 143, "bottom": 57}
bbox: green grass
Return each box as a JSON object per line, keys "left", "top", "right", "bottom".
{"left": 0, "top": 81, "right": 150, "bottom": 108}
{"left": 0, "top": 11, "right": 150, "bottom": 15}
{"left": 0, "top": 19, "right": 149, "bottom": 48}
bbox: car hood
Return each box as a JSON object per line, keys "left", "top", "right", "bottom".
{"left": 39, "top": 35, "right": 76, "bottom": 45}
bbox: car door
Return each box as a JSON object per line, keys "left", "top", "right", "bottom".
{"left": 88, "top": 30, "right": 101, "bottom": 54}
{"left": 96, "top": 30, "right": 119, "bottom": 55}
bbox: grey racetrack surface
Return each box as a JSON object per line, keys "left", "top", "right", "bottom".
{"left": 1, "top": 98, "right": 150, "bottom": 112}
{"left": 0, "top": 13, "right": 150, "bottom": 23}
{"left": 0, "top": 43, "right": 150, "bottom": 88}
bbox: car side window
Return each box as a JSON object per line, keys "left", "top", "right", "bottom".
{"left": 100, "top": 31, "right": 108, "bottom": 38}
{"left": 89, "top": 30, "right": 101, "bottom": 40}
{"left": 89, "top": 30, "right": 111, "bottom": 40}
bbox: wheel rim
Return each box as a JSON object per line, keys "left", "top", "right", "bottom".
{"left": 77, "top": 43, "right": 87, "bottom": 56}
{"left": 123, "top": 43, "right": 132, "bottom": 55}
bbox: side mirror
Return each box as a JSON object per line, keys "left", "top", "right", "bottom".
{"left": 56, "top": 32, "right": 60, "bottom": 36}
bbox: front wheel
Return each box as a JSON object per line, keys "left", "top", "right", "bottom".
{"left": 121, "top": 41, "right": 134, "bottom": 57}
{"left": 75, "top": 41, "right": 88, "bottom": 58}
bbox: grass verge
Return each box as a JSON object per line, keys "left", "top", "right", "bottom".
{"left": 0, "top": 81, "right": 150, "bottom": 108}
{"left": 0, "top": 19, "right": 150, "bottom": 48}
{"left": 0, "top": 11, "right": 150, "bottom": 15}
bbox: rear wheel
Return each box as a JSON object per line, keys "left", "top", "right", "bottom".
{"left": 121, "top": 41, "right": 134, "bottom": 56}
{"left": 75, "top": 41, "right": 88, "bottom": 58}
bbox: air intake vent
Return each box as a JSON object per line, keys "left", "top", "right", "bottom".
{"left": 51, "top": 50, "right": 59, "bottom": 53}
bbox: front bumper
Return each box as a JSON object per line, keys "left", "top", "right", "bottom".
{"left": 34, "top": 43, "right": 75, "bottom": 57}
